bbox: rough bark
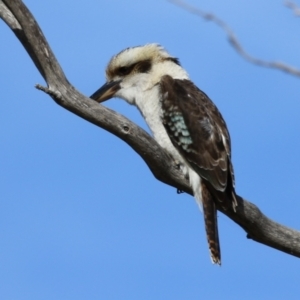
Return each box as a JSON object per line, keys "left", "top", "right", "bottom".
{"left": 1, "top": 0, "right": 299, "bottom": 258}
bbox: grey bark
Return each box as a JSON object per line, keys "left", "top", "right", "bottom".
{"left": 1, "top": 0, "right": 299, "bottom": 258}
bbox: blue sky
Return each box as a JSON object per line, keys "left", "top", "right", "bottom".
{"left": 1, "top": 0, "right": 300, "bottom": 299}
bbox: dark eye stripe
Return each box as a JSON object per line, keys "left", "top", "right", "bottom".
{"left": 136, "top": 60, "right": 152, "bottom": 73}
{"left": 116, "top": 59, "right": 152, "bottom": 77}
{"left": 117, "top": 66, "right": 133, "bottom": 76}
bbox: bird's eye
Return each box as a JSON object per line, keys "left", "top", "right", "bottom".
{"left": 118, "top": 66, "right": 131, "bottom": 76}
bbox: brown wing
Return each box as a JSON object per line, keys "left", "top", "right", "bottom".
{"left": 160, "top": 75, "right": 236, "bottom": 206}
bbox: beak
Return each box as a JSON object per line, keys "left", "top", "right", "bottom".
{"left": 90, "top": 80, "right": 121, "bottom": 103}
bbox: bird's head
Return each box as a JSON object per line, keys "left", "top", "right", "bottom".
{"left": 90, "top": 44, "right": 188, "bottom": 104}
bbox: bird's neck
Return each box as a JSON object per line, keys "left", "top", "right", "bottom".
{"left": 134, "top": 61, "right": 188, "bottom": 139}
{"left": 135, "top": 85, "right": 164, "bottom": 138}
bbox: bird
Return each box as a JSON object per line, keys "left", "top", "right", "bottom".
{"left": 90, "top": 44, "right": 238, "bottom": 265}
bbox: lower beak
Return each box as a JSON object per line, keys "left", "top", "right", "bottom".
{"left": 90, "top": 80, "right": 121, "bottom": 103}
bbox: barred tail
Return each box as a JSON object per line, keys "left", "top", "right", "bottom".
{"left": 201, "top": 182, "right": 221, "bottom": 265}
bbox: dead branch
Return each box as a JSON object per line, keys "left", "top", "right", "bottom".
{"left": 285, "top": 0, "right": 300, "bottom": 16}
{"left": 169, "top": 0, "right": 300, "bottom": 78}
{"left": 1, "top": 0, "right": 300, "bottom": 259}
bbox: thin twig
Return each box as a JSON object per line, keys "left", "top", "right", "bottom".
{"left": 285, "top": 0, "right": 300, "bottom": 16}
{"left": 169, "top": 0, "right": 300, "bottom": 77}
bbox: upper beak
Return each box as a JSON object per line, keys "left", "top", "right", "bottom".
{"left": 90, "top": 80, "right": 121, "bottom": 103}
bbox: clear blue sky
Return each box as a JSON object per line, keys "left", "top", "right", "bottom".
{"left": 1, "top": 0, "right": 300, "bottom": 299}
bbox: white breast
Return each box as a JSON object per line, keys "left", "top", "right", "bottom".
{"left": 135, "top": 86, "right": 182, "bottom": 159}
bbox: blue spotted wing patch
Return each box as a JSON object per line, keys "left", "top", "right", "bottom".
{"left": 162, "top": 102, "right": 193, "bottom": 152}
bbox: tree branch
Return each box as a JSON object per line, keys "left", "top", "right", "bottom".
{"left": 1, "top": 0, "right": 300, "bottom": 259}
{"left": 169, "top": 0, "right": 300, "bottom": 78}
{"left": 285, "top": 0, "right": 300, "bottom": 17}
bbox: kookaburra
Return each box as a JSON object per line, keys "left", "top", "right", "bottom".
{"left": 90, "top": 44, "right": 237, "bottom": 265}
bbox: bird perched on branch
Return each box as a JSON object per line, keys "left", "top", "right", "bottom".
{"left": 90, "top": 44, "right": 237, "bottom": 265}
